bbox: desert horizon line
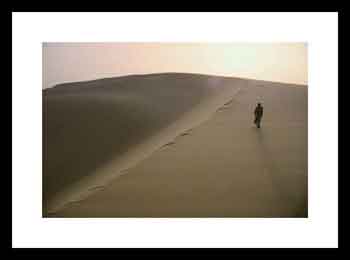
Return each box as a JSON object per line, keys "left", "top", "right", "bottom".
{"left": 44, "top": 71, "right": 308, "bottom": 90}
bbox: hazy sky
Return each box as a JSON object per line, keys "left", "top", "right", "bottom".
{"left": 43, "top": 43, "right": 307, "bottom": 89}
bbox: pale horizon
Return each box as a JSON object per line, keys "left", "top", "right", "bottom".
{"left": 43, "top": 42, "right": 308, "bottom": 89}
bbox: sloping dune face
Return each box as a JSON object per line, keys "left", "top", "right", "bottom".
{"left": 47, "top": 77, "right": 307, "bottom": 218}
{"left": 43, "top": 73, "right": 241, "bottom": 213}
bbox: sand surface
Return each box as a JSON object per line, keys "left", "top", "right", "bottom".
{"left": 43, "top": 74, "right": 307, "bottom": 217}
{"left": 43, "top": 73, "right": 243, "bottom": 214}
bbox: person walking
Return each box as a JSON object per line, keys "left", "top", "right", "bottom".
{"left": 254, "top": 103, "right": 263, "bottom": 128}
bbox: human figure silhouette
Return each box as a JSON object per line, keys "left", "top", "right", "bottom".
{"left": 254, "top": 103, "right": 263, "bottom": 128}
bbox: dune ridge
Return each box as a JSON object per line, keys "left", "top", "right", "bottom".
{"left": 43, "top": 73, "right": 245, "bottom": 215}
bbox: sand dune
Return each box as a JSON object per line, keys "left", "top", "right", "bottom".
{"left": 43, "top": 73, "right": 244, "bottom": 214}
{"left": 43, "top": 73, "right": 307, "bottom": 217}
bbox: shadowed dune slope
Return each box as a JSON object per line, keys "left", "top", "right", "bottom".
{"left": 42, "top": 73, "right": 242, "bottom": 210}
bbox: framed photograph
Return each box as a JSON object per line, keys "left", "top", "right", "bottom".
{"left": 12, "top": 12, "right": 339, "bottom": 249}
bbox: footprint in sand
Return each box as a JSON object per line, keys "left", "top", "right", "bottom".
{"left": 217, "top": 106, "right": 231, "bottom": 112}
{"left": 161, "top": 141, "right": 176, "bottom": 148}
{"left": 88, "top": 185, "right": 105, "bottom": 191}
{"left": 67, "top": 199, "right": 85, "bottom": 205}
{"left": 224, "top": 100, "right": 233, "bottom": 106}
